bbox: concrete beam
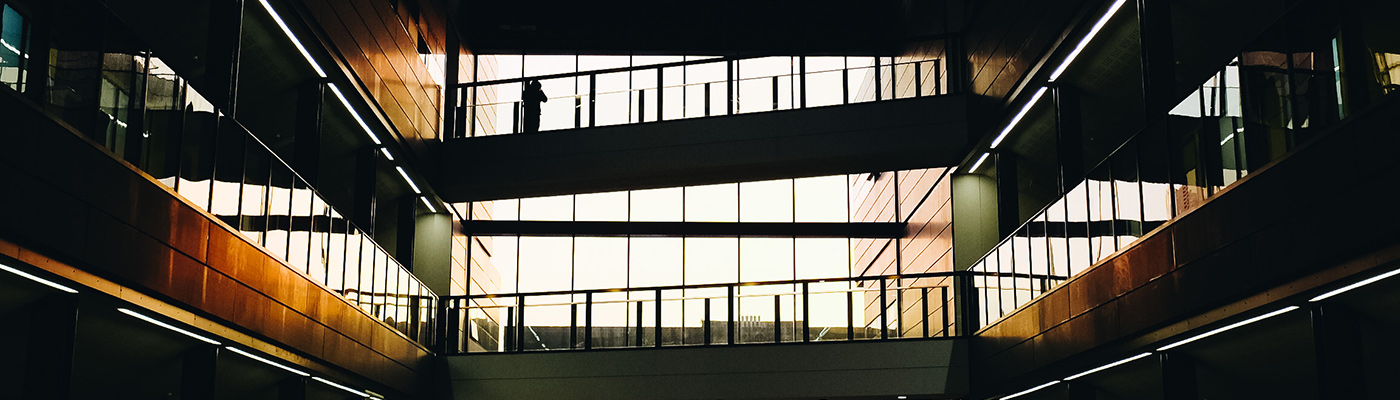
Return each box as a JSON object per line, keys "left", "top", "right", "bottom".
{"left": 436, "top": 95, "right": 968, "bottom": 201}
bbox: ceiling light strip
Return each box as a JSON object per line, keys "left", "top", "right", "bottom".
{"left": 420, "top": 196, "right": 437, "bottom": 212}
{"left": 312, "top": 377, "right": 370, "bottom": 397}
{"left": 0, "top": 263, "right": 78, "bottom": 293}
{"left": 1048, "top": 0, "right": 1129, "bottom": 82}
{"left": 990, "top": 87, "right": 1048, "bottom": 148}
{"left": 118, "top": 308, "right": 223, "bottom": 345}
{"left": 1002, "top": 380, "right": 1061, "bottom": 400}
{"left": 396, "top": 166, "right": 422, "bottom": 193}
{"left": 256, "top": 0, "right": 327, "bottom": 78}
{"left": 968, "top": 152, "right": 991, "bottom": 173}
{"left": 329, "top": 83, "right": 384, "bottom": 145}
{"left": 1310, "top": 267, "right": 1400, "bottom": 302}
{"left": 225, "top": 347, "right": 311, "bottom": 376}
{"left": 1156, "top": 306, "right": 1300, "bottom": 351}
{"left": 1064, "top": 352, "right": 1153, "bottom": 380}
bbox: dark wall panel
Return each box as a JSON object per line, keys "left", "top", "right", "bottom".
{"left": 970, "top": 94, "right": 1400, "bottom": 388}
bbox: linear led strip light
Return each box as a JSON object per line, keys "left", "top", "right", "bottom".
{"left": 258, "top": 0, "right": 385, "bottom": 148}
{"left": 225, "top": 347, "right": 311, "bottom": 377}
{"left": 1001, "top": 380, "right": 1061, "bottom": 400}
{"left": 312, "top": 377, "right": 372, "bottom": 398}
{"left": 0, "top": 262, "right": 78, "bottom": 293}
{"left": 990, "top": 87, "right": 1048, "bottom": 149}
{"left": 982, "top": 0, "right": 1128, "bottom": 157}
{"left": 1310, "top": 266, "right": 1400, "bottom": 302}
{"left": 396, "top": 166, "right": 422, "bottom": 194}
{"left": 257, "top": 0, "right": 326, "bottom": 78}
{"left": 1048, "top": 0, "right": 1130, "bottom": 82}
{"left": 1156, "top": 305, "right": 1300, "bottom": 351}
{"left": 1064, "top": 352, "right": 1153, "bottom": 380}
{"left": 968, "top": 152, "right": 992, "bottom": 173}
{"left": 118, "top": 308, "right": 223, "bottom": 345}
{"left": 419, "top": 196, "right": 438, "bottom": 213}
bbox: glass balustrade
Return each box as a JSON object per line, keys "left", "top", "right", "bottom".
{"left": 31, "top": 46, "right": 437, "bottom": 344}
{"left": 452, "top": 57, "right": 948, "bottom": 137}
{"left": 442, "top": 272, "right": 958, "bottom": 353}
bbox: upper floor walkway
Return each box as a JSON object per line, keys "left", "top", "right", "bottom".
{"left": 435, "top": 56, "right": 969, "bottom": 201}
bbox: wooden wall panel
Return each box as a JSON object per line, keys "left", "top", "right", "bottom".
{"left": 0, "top": 92, "right": 433, "bottom": 396}
{"left": 961, "top": 0, "right": 1092, "bottom": 130}
{"left": 299, "top": 0, "right": 449, "bottom": 158}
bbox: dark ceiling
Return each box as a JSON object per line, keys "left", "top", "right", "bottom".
{"left": 454, "top": 0, "right": 909, "bottom": 55}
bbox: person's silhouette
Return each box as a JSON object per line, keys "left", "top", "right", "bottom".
{"left": 521, "top": 79, "right": 547, "bottom": 133}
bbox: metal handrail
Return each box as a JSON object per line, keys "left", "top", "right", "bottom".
{"left": 441, "top": 272, "right": 961, "bottom": 353}
{"left": 449, "top": 57, "right": 946, "bottom": 137}
{"left": 450, "top": 271, "right": 961, "bottom": 300}
{"left": 462, "top": 61, "right": 929, "bottom": 109}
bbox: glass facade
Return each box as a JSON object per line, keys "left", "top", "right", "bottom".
{"left": 446, "top": 168, "right": 958, "bottom": 353}
{"left": 25, "top": 3, "right": 436, "bottom": 343}
{"left": 967, "top": 0, "right": 1378, "bottom": 327}
{"left": 454, "top": 47, "right": 951, "bottom": 137}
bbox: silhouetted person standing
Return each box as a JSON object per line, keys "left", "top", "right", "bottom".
{"left": 522, "top": 80, "right": 547, "bottom": 133}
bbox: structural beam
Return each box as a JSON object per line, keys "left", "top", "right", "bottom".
{"left": 436, "top": 95, "right": 968, "bottom": 201}
{"left": 460, "top": 220, "right": 907, "bottom": 238}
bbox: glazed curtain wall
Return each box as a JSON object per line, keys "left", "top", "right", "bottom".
{"left": 28, "top": 1, "right": 435, "bottom": 342}
{"left": 449, "top": 168, "right": 956, "bottom": 352}
{"left": 968, "top": 0, "right": 1397, "bottom": 327}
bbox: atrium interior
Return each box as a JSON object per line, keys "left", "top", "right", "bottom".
{"left": 1, "top": 0, "right": 1399, "bottom": 399}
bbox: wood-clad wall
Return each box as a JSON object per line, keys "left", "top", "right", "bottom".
{"left": 298, "top": 0, "right": 462, "bottom": 159}
{"left": 850, "top": 167, "right": 954, "bottom": 336}
{"left": 0, "top": 86, "right": 432, "bottom": 396}
{"left": 961, "top": 0, "right": 1091, "bottom": 130}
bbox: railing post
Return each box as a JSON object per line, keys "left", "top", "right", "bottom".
{"left": 504, "top": 306, "right": 515, "bottom": 352}
{"left": 512, "top": 101, "right": 521, "bottom": 134}
{"left": 847, "top": 287, "right": 855, "bottom": 340}
{"left": 657, "top": 69, "right": 664, "bottom": 121}
{"left": 704, "top": 297, "right": 712, "bottom": 345}
{"left": 439, "top": 298, "right": 456, "bottom": 354}
{"left": 727, "top": 286, "right": 735, "bottom": 345}
{"left": 914, "top": 61, "right": 923, "bottom": 97}
{"left": 941, "top": 286, "right": 950, "bottom": 337}
{"left": 638, "top": 90, "right": 646, "bottom": 123}
{"left": 635, "top": 297, "right": 644, "bottom": 347}
{"left": 655, "top": 289, "right": 663, "bottom": 348}
{"left": 704, "top": 83, "right": 712, "bottom": 117}
{"left": 771, "top": 76, "right": 779, "bottom": 110}
{"left": 570, "top": 302, "right": 578, "bottom": 350}
{"left": 726, "top": 60, "right": 735, "bottom": 115}
{"left": 802, "top": 282, "right": 810, "bottom": 343}
{"left": 467, "top": 88, "right": 477, "bottom": 137}
{"left": 574, "top": 96, "right": 581, "bottom": 129}
{"left": 922, "top": 287, "right": 930, "bottom": 338}
{"left": 874, "top": 57, "right": 882, "bottom": 101}
{"left": 516, "top": 295, "right": 526, "bottom": 351}
{"left": 588, "top": 74, "right": 597, "bottom": 128}
{"left": 879, "top": 277, "right": 888, "bottom": 340}
{"left": 773, "top": 295, "right": 782, "bottom": 343}
{"left": 584, "top": 292, "right": 593, "bottom": 349}
{"left": 842, "top": 63, "right": 850, "bottom": 105}
{"left": 799, "top": 56, "right": 807, "bottom": 109}
{"left": 934, "top": 59, "right": 943, "bottom": 95}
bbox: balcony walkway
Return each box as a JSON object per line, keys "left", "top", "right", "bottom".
{"left": 435, "top": 94, "right": 968, "bottom": 201}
